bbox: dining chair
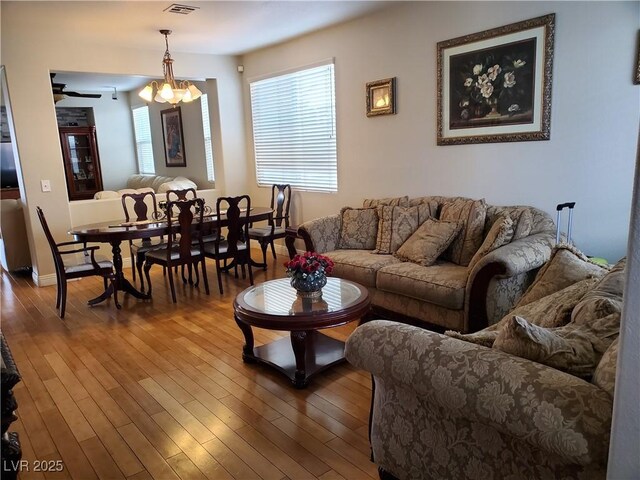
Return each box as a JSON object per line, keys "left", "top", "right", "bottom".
{"left": 143, "top": 198, "right": 209, "bottom": 303}
{"left": 36, "top": 206, "right": 115, "bottom": 318}
{"left": 204, "top": 195, "right": 254, "bottom": 294}
{"left": 121, "top": 191, "right": 166, "bottom": 291}
{"left": 166, "top": 188, "right": 197, "bottom": 202}
{"left": 248, "top": 184, "right": 291, "bottom": 268}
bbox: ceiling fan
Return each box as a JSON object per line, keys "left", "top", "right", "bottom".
{"left": 50, "top": 73, "right": 102, "bottom": 103}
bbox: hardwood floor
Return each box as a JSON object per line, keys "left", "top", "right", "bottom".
{"left": 1, "top": 251, "right": 374, "bottom": 480}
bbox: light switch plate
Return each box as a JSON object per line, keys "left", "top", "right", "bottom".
{"left": 41, "top": 180, "right": 51, "bottom": 192}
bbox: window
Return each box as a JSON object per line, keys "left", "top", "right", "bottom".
{"left": 250, "top": 62, "right": 337, "bottom": 192}
{"left": 200, "top": 94, "right": 215, "bottom": 182}
{"left": 132, "top": 106, "right": 155, "bottom": 174}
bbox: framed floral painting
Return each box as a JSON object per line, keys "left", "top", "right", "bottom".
{"left": 161, "top": 107, "right": 186, "bottom": 167}
{"left": 437, "top": 14, "right": 555, "bottom": 145}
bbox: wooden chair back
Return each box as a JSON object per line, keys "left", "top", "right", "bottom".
{"left": 121, "top": 191, "right": 159, "bottom": 222}
{"left": 270, "top": 184, "right": 291, "bottom": 229}
{"left": 215, "top": 195, "right": 251, "bottom": 256}
{"left": 166, "top": 198, "right": 205, "bottom": 263}
{"left": 166, "top": 188, "right": 197, "bottom": 202}
{"left": 36, "top": 206, "right": 62, "bottom": 266}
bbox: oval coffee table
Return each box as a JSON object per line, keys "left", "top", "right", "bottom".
{"left": 233, "top": 277, "right": 370, "bottom": 388}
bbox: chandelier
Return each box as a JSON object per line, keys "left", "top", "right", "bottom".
{"left": 138, "top": 30, "right": 202, "bottom": 105}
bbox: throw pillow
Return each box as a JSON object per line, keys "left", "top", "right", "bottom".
{"left": 445, "top": 277, "right": 598, "bottom": 348}
{"left": 362, "top": 196, "right": 409, "bottom": 208}
{"left": 337, "top": 207, "right": 378, "bottom": 250}
{"left": 394, "top": 219, "right": 462, "bottom": 267}
{"left": 516, "top": 244, "right": 610, "bottom": 308}
{"left": 488, "top": 206, "right": 534, "bottom": 241}
{"left": 493, "top": 316, "right": 592, "bottom": 377}
{"left": 572, "top": 257, "right": 625, "bottom": 324}
{"left": 468, "top": 215, "right": 515, "bottom": 270}
{"left": 591, "top": 337, "right": 619, "bottom": 397}
{"left": 493, "top": 313, "right": 620, "bottom": 378}
{"left": 374, "top": 203, "right": 437, "bottom": 254}
{"left": 439, "top": 198, "right": 487, "bottom": 266}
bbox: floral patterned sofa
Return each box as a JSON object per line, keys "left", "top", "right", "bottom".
{"left": 346, "top": 254, "right": 624, "bottom": 479}
{"left": 292, "top": 196, "right": 556, "bottom": 332}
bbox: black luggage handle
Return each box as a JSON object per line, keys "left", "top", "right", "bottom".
{"left": 556, "top": 202, "right": 576, "bottom": 211}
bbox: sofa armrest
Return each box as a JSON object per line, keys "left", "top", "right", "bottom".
{"left": 471, "top": 232, "right": 555, "bottom": 279}
{"left": 465, "top": 232, "right": 555, "bottom": 330}
{"left": 297, "top": 214, "right": 341, "bottom": 253}
{"left": 346, "top": 320, "right": 612, "bottom": 467}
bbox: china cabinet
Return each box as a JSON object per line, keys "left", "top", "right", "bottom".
{"left": 59, "top": 126, "right": 103, "bottom": 200}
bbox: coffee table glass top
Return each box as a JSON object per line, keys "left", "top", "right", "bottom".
{"left": 241, "top": 277, "right": 365, "bottom": 316}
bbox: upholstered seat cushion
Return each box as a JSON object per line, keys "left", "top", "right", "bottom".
{"left": 145, "top": 247, "right": 204, "bottom": 261}
{"left": 323, "top": 249, "right": 401, "bottom": 287}
{"left": 248, "top": 226, "right": 286, "bottom": 238}
{"left": 63, "top": 256, "right": 112, "bottom": 273}
{"left": 203, "top": 241, "right": 247, "bottom": 256}
{"left": 376, "top": 261, "right": 468, "bottom": 309}
{"left": 131, "top": 238, "right": 167, "bottom": 255}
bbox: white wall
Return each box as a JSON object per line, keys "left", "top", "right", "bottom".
{"left": 57, "top": 94, "right": 138, "bottom": 191}
{"left": 241, "top": 1, "right": 639, "bottom": 262}
{"left": 0, "top": 2, "right": 247, "bottom": 281}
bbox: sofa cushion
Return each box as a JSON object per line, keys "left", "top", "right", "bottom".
{"left": 446, "top": 277, "right": 599, "bottom": 347}
{"left": 337, "top": 207, "right": 378, "bottom": 250}
{"left": 374, "top": 203, "right": 437, "bottom": 254}
{"left": 377, "top": 260, "right": 468, "bottom": 309}
{"left": 324, "top": 249, "right": 401, "bottom": 287}
{"left": 517, "top": 244, "right": 610, "bottom": 307}
{"left": 592, "top": 337, "right": 619, "bottom": 397}
{"left": 468, "top": 214, "right": 514, "bottom": 270}
{"left": 394, "top": 219, "right": 462, "bottom": 267}
{"left": 487, "top": 206, "right": 534, "bottom": 240}
{"left": 157, "top": 178, "right": 198, "bottom": 193}
{"left": 363, "top": 196, "right": 409, "bottom": 208}
{"left": 493, "top": 313, "right": 620, "bottom": 378}
{"left": 440, "top": 198, "right": 487, "bottom": 266}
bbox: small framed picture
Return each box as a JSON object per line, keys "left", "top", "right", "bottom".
{"left": 634, "top": 31, "right": 640, "bottom": 85}
{"left": 366, "top": 77, "right": 396, "bottom": 117}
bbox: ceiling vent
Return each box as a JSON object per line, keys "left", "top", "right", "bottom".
{"left": 164, "top": 4, "right": 199, "bottom": 15}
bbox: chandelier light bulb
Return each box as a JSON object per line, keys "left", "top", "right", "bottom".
{"left": 160, "top": 82, "right": 174, "bottom": 100}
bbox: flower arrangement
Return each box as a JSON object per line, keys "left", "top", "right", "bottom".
{"left": 285, "top": 252, "right": 334, "bottom": 280}
{"left": 458, "top": 56, "right": 529, "bottom": 120}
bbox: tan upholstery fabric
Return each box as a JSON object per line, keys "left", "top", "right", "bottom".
{"left": 394, "top": 219, "right": 461, "bottom": 267}
{"left": 440, "top": 198, "right": 487, "bottom": 266}
{"left": 362, "top": 196, "right": 409, "bottom": 208}
{"left": 468, "top": 215, "right": 514, "bottom": 270}
{"left": 517, "top": 244, "right": 610, "bottom": 307}
{"left": 323, "top": 249, "right": 401, "bottom": 287}
{"left": 374, "top": 203, "right": 437, "bottom": 254}
{"left": 487, "top": 206, "right": 534, "bottom": 240}
{"left": 493, "top": 314, "right": 620, "bottom": 378}
{"left": 376, "top": 261, "right": 468, "bottom": 309}
{"left": 337, "top": 207, "right": 378, "bottom": 250}
{"left": 592, "top": 338, "right": 619, "bottom": 398}
{"left": 446, "top": 277, "right": 598, "bottom": 348}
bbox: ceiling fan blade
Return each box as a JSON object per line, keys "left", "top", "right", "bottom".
{"left": 65, "top": 91, "right": 102, "bottom": 99}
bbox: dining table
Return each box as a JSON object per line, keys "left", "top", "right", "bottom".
{"left": 69, "top": 206, "right": 273, "bottom": 308}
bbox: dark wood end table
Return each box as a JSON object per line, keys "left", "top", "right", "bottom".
{"left": 233, "top": 278, "right": 370, "bottom": 388}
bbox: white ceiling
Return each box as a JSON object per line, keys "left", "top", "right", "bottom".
{"left": 23, "top": 1, "right": 392, "bottom": 56}
{"left": 39, "top": 1, "right": 392, "bottom": 93}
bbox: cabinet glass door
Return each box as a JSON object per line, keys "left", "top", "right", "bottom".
{"left": 67, "top": 134, "right": 97, "bottom": 193}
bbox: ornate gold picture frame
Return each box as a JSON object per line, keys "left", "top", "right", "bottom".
{"left": 437, "top": 14, "right": 555, "bottom": 145}
{"left": 366, "top": 77, "right": 396, "bottom": 117}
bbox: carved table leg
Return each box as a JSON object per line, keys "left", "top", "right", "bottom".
{"left": 234, "top": 316, "right": 255, "bottom": 362}
{"left": 290, "top": 330, "right": 308, "bottom": 388}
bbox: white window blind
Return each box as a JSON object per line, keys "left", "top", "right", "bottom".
{"left": 250, "top": 62, "right": 337, "bottom": 193}
{"left": 132, "top": 106, "right": 155, "bottom": 174}
{"left": 200, "top": 94, "right": 215, "bottom": 182}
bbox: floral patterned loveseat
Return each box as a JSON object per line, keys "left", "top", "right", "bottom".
{"left": 291, "top": 196, "right": 556, "bottom": 332}
{"left": 345, "top": 256, "right": 624, "bottom": 479}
